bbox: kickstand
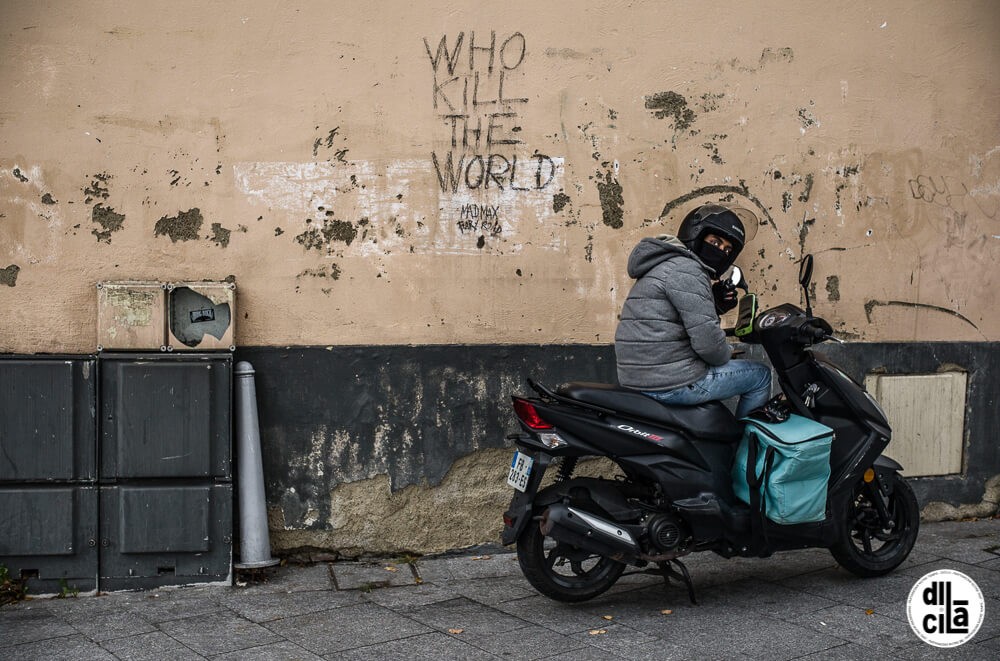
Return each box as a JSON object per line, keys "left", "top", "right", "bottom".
{"left": 657, "top": 558, "right": 697, "bottom": 605}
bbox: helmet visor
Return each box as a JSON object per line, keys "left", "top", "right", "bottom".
{"left": 730, "top": 207, "right": 759, "bottom": 243}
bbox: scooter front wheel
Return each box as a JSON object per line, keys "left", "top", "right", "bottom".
{"left": 516, "top": 511, "right": 626, "bottom": 603}
{"left": 830, "top": 471, "right": 919, "bottom": 577}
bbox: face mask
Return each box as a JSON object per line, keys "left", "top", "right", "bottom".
{"left": 696, "top": 242, "right": 731, "bottom": 276}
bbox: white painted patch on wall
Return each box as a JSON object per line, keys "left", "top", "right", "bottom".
{"left": 234, "top": 162, "right": 359, "bottom": 214}
{"left": 234, "top": 157, "right": 565, "bottom": 256}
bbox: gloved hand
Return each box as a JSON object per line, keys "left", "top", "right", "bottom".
{"left": 712, "top": 280, "right": 738, "bottom": 314}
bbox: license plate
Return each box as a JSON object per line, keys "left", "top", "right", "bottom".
{"left": 506, "top": 451, "right": 533, "bottom": 492}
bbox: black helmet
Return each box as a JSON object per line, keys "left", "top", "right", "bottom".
{"left": 677, "top": 204, "right": 752, "bottom": 275}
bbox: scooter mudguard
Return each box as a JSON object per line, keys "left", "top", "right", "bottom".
{"left": 874, "top": 455, "right": 903, "bottom": 472}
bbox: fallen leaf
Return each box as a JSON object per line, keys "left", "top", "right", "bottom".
{"left": 448, "top": 628, "right": 464, "bottom": 635}
{"left": 865, "top": 609, "right": 874, "bottom": 616}
{"left": 588, "top": 629, "right": 608, "bottom": 635}
{"left": 471, "top": 555, "right": 492, "bottom": 561}
{"left": 415, "top": 577, "right": 424, "bottom": 585}
{"left": 384, "top": 566, "right": 399, "bottom": 573}
{"left": 660, "top": 609, "right": 673, "bottom": 615}
{"left": 602, "top": 615, "right": 614, "bottom": 621}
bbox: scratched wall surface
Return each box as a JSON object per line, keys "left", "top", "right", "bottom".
{"left": 1, "top": 1, "right": 998, "bottom": 351}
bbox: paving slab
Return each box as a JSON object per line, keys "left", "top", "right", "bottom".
{"left": 98, "top": 631, "right": 207, "bottom": 661}
{"left": 5, "top": 634, "right": 118, "bottom": 661}
{"left": 238, "top": 562, "right": 335, "bottom": 594}
{"left": 212, "top": 640, "right": 325, "bottom": 660}
{"left": 263, "top": 602, "right": 433, "bottom": 655}
{"left": 788, "top": 604, "right": 917, "bottom": 652}
{"left": 359, "top": 580, "right": 462, "bottom": 609}
{"left": 0, "top": 604, "right": 77, "bottom": 648}
{"left": 158, "top": 610, "right": 285, "bottom": 656}
{"left": 446, "top": 575, "right": 538, "bottom": 605}
{"left": 331, "top": 560, "right": 419, "bottom": 590}
{"left": 61, "top": 607, "right": 158, "bottom": 642}
{"left": 217, "top": 585, "right": 365, "bottom": 622}
{"left": 564, "top": 622, "right": 663, "bottom": 655}
{"left": 120, "top": 588, "right": 228, "bottom": 623}
{"left": 336, "top": 631, "right": 501, "bottom": 660}
{"left": 415, "top": 552, "right": 523, "bottom": 582}
{"left": 459, "top": 625, "right": 590, "bottom": 660}
{"left": 404, "top": 596, "right": 531, "bottom": 635}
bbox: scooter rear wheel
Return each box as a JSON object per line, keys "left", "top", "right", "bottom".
{"left": 516, "top": 512, "right": 626, "bottom": 603}
{"left": 830, "top": 472, "right": 919, "bottom": 577}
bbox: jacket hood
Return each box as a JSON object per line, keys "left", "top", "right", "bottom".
{"left": 627, "top": 234, "right": 705, "bottom": 279}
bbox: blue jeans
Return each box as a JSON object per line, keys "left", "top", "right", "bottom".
{"left": 643, "top": 360, "right": 772, "bottom": 418}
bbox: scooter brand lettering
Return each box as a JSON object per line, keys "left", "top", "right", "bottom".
{"left": 617, "top": 424, "right": 663, "bottom": 442}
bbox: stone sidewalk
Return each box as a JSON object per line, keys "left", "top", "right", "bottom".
{"left": 3, "top": 519, "right": 1000, "bottom": 660}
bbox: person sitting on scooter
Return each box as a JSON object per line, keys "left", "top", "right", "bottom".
{"left": 614, "top": 203, "right": 771, "bottom": 418}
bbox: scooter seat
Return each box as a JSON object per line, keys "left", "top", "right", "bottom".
{"left": 555, "top": 382, "right": 743, "bottom": 443}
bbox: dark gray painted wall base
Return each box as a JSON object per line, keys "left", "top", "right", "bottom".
{"left": 237, "top": 341, "right": 1000, "bottom": 522}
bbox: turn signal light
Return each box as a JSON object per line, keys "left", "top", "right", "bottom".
{"left": 863, "top": 468, "right": 876, "bottom": 483}
{"left": 512, "top": 397, "right": 553, "bottom": 430}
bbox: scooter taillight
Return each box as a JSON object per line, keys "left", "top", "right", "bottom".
{"left": 512, "top": 397, "right": 553, "bottom": 430}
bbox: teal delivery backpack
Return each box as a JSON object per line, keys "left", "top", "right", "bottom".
{"left": 731, "top": 414, "right": 834, "bottom": 525}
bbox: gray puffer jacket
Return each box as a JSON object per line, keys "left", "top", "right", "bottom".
{"left": 614, "top": 235, "right": 731, "bottom": 391}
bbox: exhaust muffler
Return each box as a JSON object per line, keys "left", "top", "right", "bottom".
{"left": 539, "top": 504, "right": 640, "bottom": 560}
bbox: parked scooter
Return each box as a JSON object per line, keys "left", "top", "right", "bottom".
{"left": 500, "top": 255, "right": 919, "bottom": 603}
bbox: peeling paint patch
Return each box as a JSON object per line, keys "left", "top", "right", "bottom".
{"left": 701, "top": 135, "right": 726, "bottom": 165}
{"left": 798, "top": 174, "right": 814, "bottom": 203}
{"left": 798, "top": 217, "right": 815, "bottom": 253}
{"left": 760, "top": 47, "right": 794, "bottom": 66}
{"left": 698, "top": 92, "right": 725, "bottom": 113}
{"left": 552, "top": 192, "right": 570, "bottom": 213}
{"left": 41, "top": 193, "right": 56, "bottom": 205}
{"left": 0, "top": 264, "right": 20, "bottom": 287}
{"left": 297, "top": 264, "right": 342, "bottom": 280}
{"left": 210, "top": 222, "right": 232, "bottom": 248}
{"left": 644, "top": 91, "right": 695, "bottom": 131}
{"left": 295, "top": 217, "right": 358, "bottom": 252}
{"left": 12, "top": 168, "right": 28, "bottom": 183}
{"left": 91, "top": 204, "right": 125, "bottom": 243}
{"left": 826, "top": 275, "right": 841, "bottom": 302}
{"left": 154, "top": 208, "right": 204, "bottom": 242}
{"left": 596, "top": 169, "right": 624, "bottom": 229}
{"left": 83, "top": 173, "right": 111, "bottom": 202}
{"left": 797, "top": 104, "right": 819, "bottom": 132}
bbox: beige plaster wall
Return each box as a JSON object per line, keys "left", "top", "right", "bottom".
{"left": 2, "top": 1, "right": 999, "bottom": 352}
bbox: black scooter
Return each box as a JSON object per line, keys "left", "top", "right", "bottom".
{"left": 500, "top": 255, "right": 919, "bottom": 603}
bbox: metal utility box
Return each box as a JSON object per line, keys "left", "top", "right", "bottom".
{"left": 0, "top": 357, "right": 96, "bottom": 482}
{"left": 97, "top": 282, "right": 167, "bottom": 351}
{"left": 0, "top": 486, "right": 98, "bottom": 594}
{"left": 865, "top": 372, "right": 968, "bottom": 477}
{"left": 100, "top": 354, "right": 232, "bottom": 480}
{"left": 99, "top": 484, "right": 232, "bottom": 590}
{"left": 167, "top": 282, "right": 236, "bottom": 351}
